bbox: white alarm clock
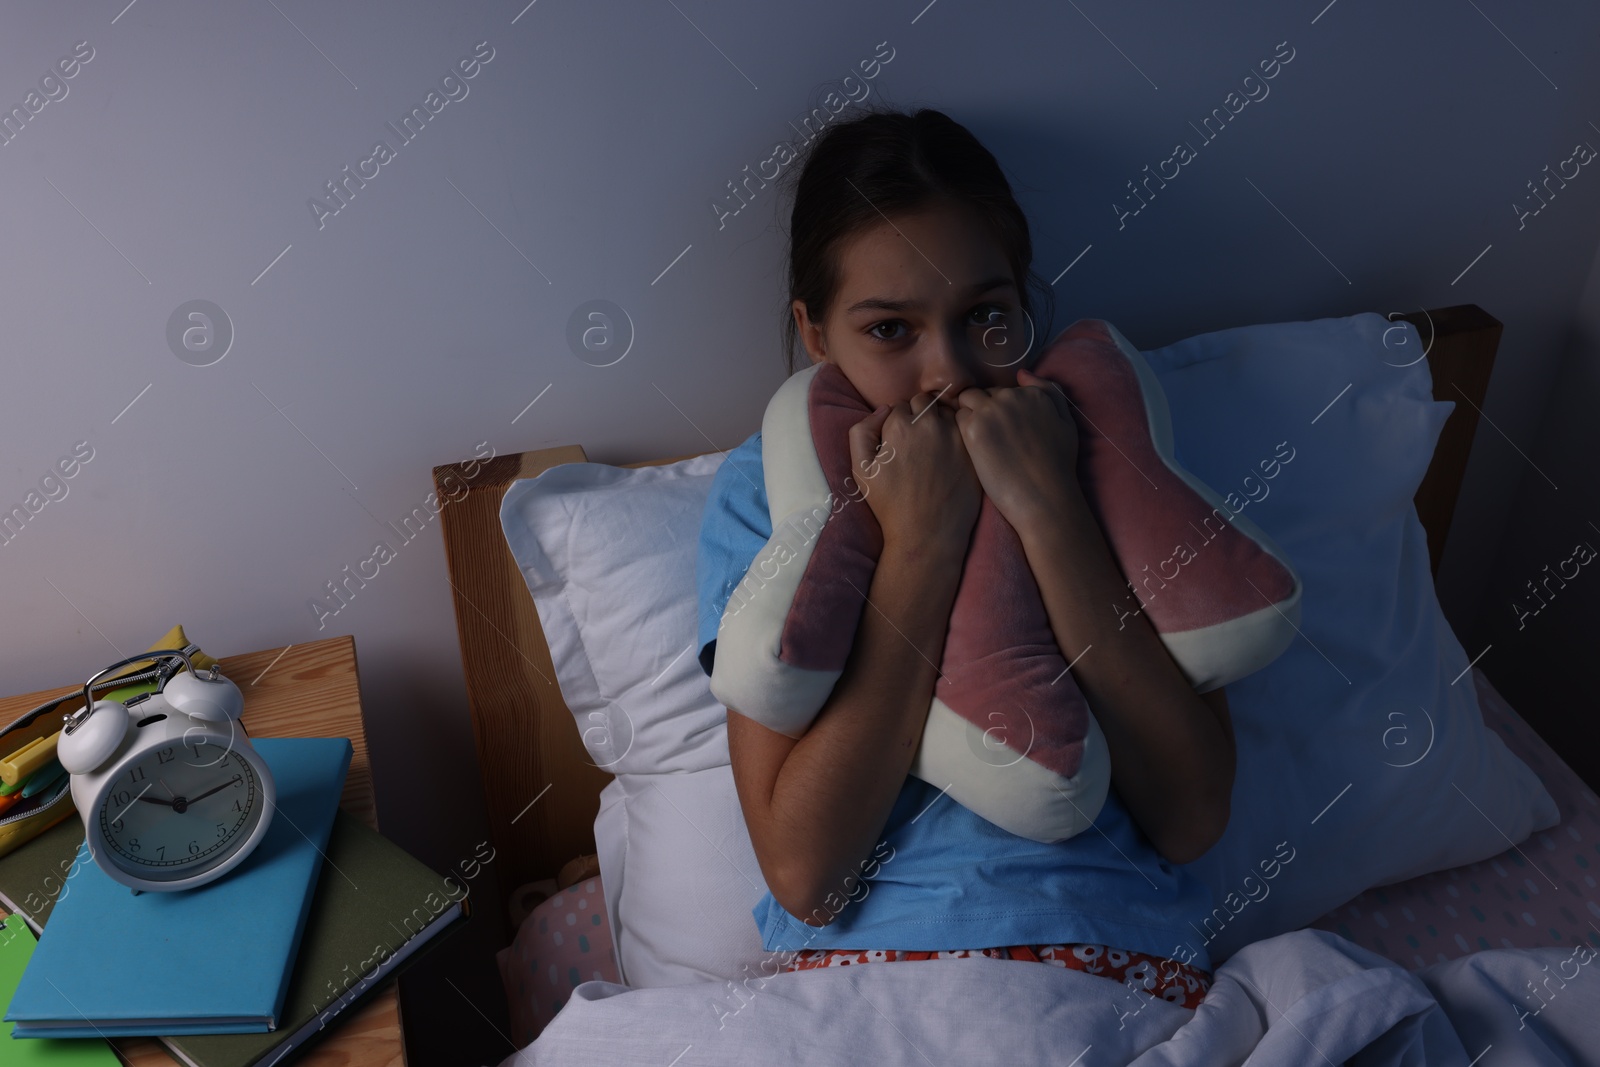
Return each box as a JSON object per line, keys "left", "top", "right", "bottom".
{"left": 58, "top": 649, "right": 276, "bottom": 893}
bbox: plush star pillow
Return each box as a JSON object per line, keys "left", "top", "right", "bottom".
{"left": 710, "top": 319, "right": 1302, "bottom": 842}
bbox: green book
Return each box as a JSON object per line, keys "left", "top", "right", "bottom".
{"left": 0, "top": 816, "right": 85, "bottom": 929}
{"left": 0, "top": 810, "right": 469, "bottom": 1067}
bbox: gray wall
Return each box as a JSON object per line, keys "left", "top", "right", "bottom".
{"left": 2, "top": 2, "right": 1596, "bottom": 1062}
{"left": 1466, "top": 236, "right": 1600, "bottom": 789}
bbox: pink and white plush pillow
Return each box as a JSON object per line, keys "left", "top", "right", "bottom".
{"left": 710, "top": 319, "right": 1303, "bottom": 843}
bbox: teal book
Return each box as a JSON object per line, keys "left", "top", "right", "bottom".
{"left": 0, "top": 917, "right": 120, "bottom": 1064}
{"left": 4, "top": 737, "right": 351, "bottom": 1038}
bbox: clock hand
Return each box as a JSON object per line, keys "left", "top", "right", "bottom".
{"left": 185, "top": 780, "right": 237, "bottom": 805}
{"left": 137, "top": 795, "right": 176, "bottom": 806}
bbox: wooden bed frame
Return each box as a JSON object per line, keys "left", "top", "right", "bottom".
{"left": 433, "top": 304, "right": 1503, "bottom": 943}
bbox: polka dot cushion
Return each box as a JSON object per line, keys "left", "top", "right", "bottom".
{"left": 1307, "top": 667, "right": 1600, "bottom": 969}
{"left": 495, "top": 875, "right": 620, "bottom": 1045}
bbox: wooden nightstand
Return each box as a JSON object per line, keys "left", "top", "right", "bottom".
{"left": 0, "top": 635, "right": 406, "bottom": 1067}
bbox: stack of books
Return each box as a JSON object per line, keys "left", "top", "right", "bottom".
{"left": 0, "top": 737, "right": 468, "bottom": 1067}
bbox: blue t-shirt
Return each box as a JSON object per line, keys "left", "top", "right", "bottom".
{"left": 696, "top": 430, "right": 1217, "bottom": 973}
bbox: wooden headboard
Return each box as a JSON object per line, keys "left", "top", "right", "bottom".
{"left": 434, "top": 304, "right": 1502, "bottom": 942}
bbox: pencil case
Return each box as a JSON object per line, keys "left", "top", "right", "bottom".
{"left": 0, "top": 626, "right": 218, "bottom": 864}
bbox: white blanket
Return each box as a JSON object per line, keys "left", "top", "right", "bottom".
{"left": 498, "top": 929, "right": 1600, "bottom": 1066}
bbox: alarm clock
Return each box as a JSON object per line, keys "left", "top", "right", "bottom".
{"left": 57, "top": 649, "right": 276, "bottom": 893}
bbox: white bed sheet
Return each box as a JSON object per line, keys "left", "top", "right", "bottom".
{"left": 497, "top": 928, "right": 1598, "bottom": 1066}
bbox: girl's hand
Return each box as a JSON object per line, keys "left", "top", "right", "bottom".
{"left": 953, "top": 366, "right": 1082, "bottom": 535}
{"left": 848, "top": 393, "right": 982, "bottom": 557}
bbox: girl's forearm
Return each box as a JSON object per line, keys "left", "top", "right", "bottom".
{"left": 761, "top": 534, "right": 968, "bottom": 923}
{"left": 1015, "top": 484, "right": 1235, "bottom": 865}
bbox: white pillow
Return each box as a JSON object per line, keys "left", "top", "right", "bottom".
{"left": 592, "top": 766, "right": 768, "bottom": 987}
{"left": 1139, "top": 312, "right": 1559, "bottom": 960}
{"left": 498, "top": 310, "right": 1558, "bottom": 982}
{"left": 501, "top": 456, "right": 773, "bottom": 986}
{"left": 500, "top": 457, "right": 731, "bottom": 776}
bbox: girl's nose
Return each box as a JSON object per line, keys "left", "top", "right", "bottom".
{"left": 923, "top": 337, "right": 977, "bottom": 406}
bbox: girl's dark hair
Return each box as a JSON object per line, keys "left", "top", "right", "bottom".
{"left": 779, "top": 106, "right": 1054, "bottom": 374}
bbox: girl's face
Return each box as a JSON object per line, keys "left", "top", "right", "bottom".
{"left": 791, "top": 197, "right": 1032, "bottom": 411}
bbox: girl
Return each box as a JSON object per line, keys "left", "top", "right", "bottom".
{"left": 694, "top": 107, "right": 1234, "bottom": 1011}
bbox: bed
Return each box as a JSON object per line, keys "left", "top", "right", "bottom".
{"left": 433, "top": 305, "right": 1600, "bottom": 1065}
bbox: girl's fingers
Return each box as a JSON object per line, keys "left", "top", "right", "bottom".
{"left": 909, "top": 391, "right": 940, "bottom": 421}
{"left": 854, "top": 402, "right": 891, "bottom": 438}
{"left": 1019, "top": 368, "right": 1072, "bottom": 419}
{"left": 849, "top": 404, "right": 891, "bottom": 462}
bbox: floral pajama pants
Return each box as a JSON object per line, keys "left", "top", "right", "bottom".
{"left": 780, "top": 942, "right": 1212, "bottom": 1010}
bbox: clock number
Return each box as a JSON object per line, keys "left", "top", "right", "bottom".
{"left": 189, "top": 840, "right": 200, "bottom": 856}
{"left": 231, "top": 773, "right": 243, "bottom": 786}
{"left": 112, "top": 790, "right": 130, "bottom": 807}
{"left": 128, "top": 765, "right": 146, "bottom": 782}
{"left": 156, "top": 747, "right": 175, "bottom": 765}
{"left": 111, "top": 817, "right": 124, "bottom": 833}
{"left": 155, "top": 845, "right": 165, "bottom": 860}
{"left": 128, "top": 837, "right": 140, "bottom": 853}
{"left": 232, "top": 799, "right": 243, "bottom": 812}
{"left": 216, "top": 822, "right": 227, "bottom": 838}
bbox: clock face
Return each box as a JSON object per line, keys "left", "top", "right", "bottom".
{"left": 97, "top": 741, "right": 262, "bottom": 880}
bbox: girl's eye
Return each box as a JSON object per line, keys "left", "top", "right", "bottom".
{"left": 969, "top": 303, "right": 1008, "bottom": 326}
{"left": 867, "top": 320, "right": 907, "bottom": 343}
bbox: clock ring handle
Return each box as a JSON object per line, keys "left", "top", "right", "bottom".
{"left": 66, "top": 648, "right": 210, "bottom": 736}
